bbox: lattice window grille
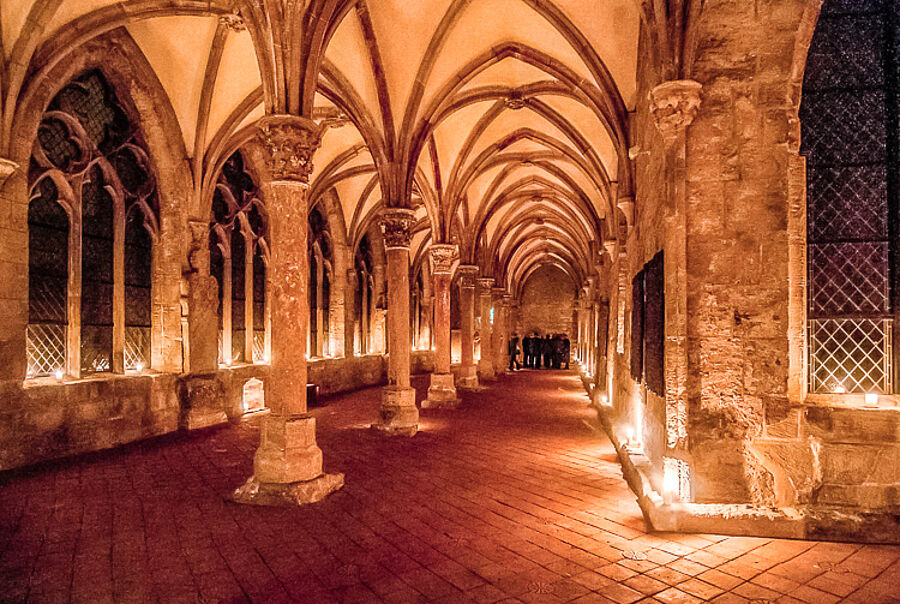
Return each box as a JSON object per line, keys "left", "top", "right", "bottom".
{"left": 809, "top": 318, "right": 892, "bottom": 394}
{"left": 26, "top": 324, "right": 66, "bottom": 377}
{"left": 253, "top": 331, "right": 266, "bottom": 363}
{"left": 232, "top": 331, "right": 245, "bottom": 364}
{"left": 808, "top": 241, "right": 889, "bottom": 316}
{"left": 81, "top": 341, "right": 110, "bottom": 374}
{"left": 124, "top": 326, "right": 149, "bottom": 370}
{"left": 663, "top": 457, "right": 692, "bottom": 502}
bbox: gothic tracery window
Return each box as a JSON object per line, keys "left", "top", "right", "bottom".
{"left": 308, "top": 207, "right": 333, "bottom": 357}
{"left": 209, "top": 151, "right": 269, "bottom": 365}
{"left": 27, "top": 70, "right": 158, "bottom": 377}
{"left": 354, "top": 235, "right": 375, "bottom": 355}
{"left": 802, "top": 0, "right": 899, "bottom": 394}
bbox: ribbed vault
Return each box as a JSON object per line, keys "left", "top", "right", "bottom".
{"left": 2, "top": 0, "right": 640, "bottom": 293}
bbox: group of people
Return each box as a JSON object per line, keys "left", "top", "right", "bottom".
{"left": 506, "top": 333, "right": 570, "bottom": 371}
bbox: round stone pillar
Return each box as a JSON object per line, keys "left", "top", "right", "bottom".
{"left": 233, "top": 115, "right": 343, "bottom": 506}
{"left": 477, "top": 278, "right": 496, "bottom": 380}
{"left": 424, "top": 244, "right": 459, "bottom": 408}
{"left": 457, "top": 265, "right": 480, "bottom": 389}
{"left": 492, "top": 287, "right": 507, "bottom": 375}
{"left": 373, "top": 208, "right": 418, "bottom": 436}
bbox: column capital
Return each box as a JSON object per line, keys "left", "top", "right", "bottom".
{"left": 255, "top": 115, "right": 322, "bottom": 184}
{"left": 477, "top": 277, "right": 495, "bottom": 290}
{"left": 649, "top": 79, "right": 702, "bottom": 144}
{"left": 617, "top": 196, "right": 635, "bottom": 231}
{"left": 458, "top": 265, "right": 479, "bottom": 288}
{"left": 379, "top": 208, "right": 416, "bottom": 250}
{"left": 602, "top": 239, "right": 618, "bottom": 259}
{"left": 491, "top": 287, "right": 506, "bottom": 298}
{"left": 501, "top": 294, "right": 515, "bottom": 306}
{"left": 429, "top": 243, "right": 458, "bottom": 274}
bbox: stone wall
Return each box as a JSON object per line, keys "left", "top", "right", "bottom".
{"left": 600, "top": 0, "right": 900, "bottom": 532}
{"left": 0, "top": 350, "right": 434, "bottom": 472}
{"left": 516, "top": 265, "right": 576, "bottom": 337}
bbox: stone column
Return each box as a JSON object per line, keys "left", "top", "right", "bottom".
{"left": 424, "top": 244, "right": 459, "bottom": 408}
{"left": 419, "top": 295, "right": 433, "bottom": 350}
{"left": 0, "top": 158, "right": 26, "bottom": 383}
{"left": 233, "top": 115, "right": 343, "bottom": 506}
{"left": 345, "top": 268, "right": 357, "bottom": 355}
{"left": 457, "top": 265, "right": 479, "bottom": 389}
{"left": 492, "top": 287, "right": 507, "bottom": 375}
{"left": 477, "top": 278, "right": 495, "bottom": 379}
{"left": 373, "top": 208, "right": 418, "bottom": 436}
{"left": 650, "top": 80, "right": 700, "bottom": 477}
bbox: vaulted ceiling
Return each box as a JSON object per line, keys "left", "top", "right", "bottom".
{"left": 2, "top": 0, "right": 641, "bottom": 293}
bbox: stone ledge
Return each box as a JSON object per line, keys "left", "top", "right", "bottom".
{"left": 580, "top": 377, "right": 900, "bottom": 544}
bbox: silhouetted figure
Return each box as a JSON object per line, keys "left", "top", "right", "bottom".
{"left": 542, "top": 334, "right": 553, "bottom": 369}
{"left": 522, "top": 334, "right": 533, "bottom": 369}
{"left": 562, "top": 334, "right": 571, "bottom": 369}
{"left": 508, "top": 334, "right": 521, "bottom": 371}
{"left": 552, "top": 334, "right": 564, "bottom": 369}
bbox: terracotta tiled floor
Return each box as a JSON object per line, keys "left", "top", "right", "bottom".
{"left": 1, "top": 370, "right": 899, "bottom": 603}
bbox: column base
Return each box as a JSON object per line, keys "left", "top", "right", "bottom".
{"left": 423, "top": 373, "right": 459, "bottom": 409}
{"left": 252, "top": 415, "right": 324, "bottom": 483}
{"left": 232, "top": 473, "right": 344, "bottom": 507}
{"left": 457, "top": 365, "right": 480, "bottom": 390}
{"left": 372, "top": 386, "right": 418, "bottom": 436}
{"left": 478, "top": 360, "right": 496, "bottom": 381}
{"left": 232, "top": 415, "right": 343, "bottom": 506}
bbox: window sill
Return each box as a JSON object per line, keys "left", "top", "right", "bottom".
{"left": 803, "top": 393, "right": 900, "bottom": 410}
{"left": 23, "top": 371, "right": 152, "bottom": 388}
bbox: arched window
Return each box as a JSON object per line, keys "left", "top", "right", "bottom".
{"left": 308, "top": 207, "right": 332, "bottom": 357}
{"left": 27, "top": 70, "right": 158, "bottom": 377}
{"left": 209, "top": 151, "right": 268, "bottom": 365}
{"left": 802, "top": 1, "right": 899, "bottom": 394}
{"left": 354, "top": 235, "right": 374, "bottom": 355}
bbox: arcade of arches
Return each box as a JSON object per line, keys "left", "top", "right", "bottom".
{"left": 1, "top": 0, "right": 899, "bottom": 565}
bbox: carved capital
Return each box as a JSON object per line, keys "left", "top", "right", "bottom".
{"left": 491, "top": 287, "right": 506, "bottom": 300}
{"left": 649, "top": 80, "right": 702, "bottom": 144}
{"left": 477, "top": 277, "right": 495, "bottom": 292}
{"left": 0, "top": 158, "right": 19, "bottom": 189}
{"left": 218, "top": 12, "right": 246, "bottom": 31}
{"left": 617, "top": 197, "right": 635, "bottom": 231}
{"left": 255, "top": 115, "right": 321, "bottom": 183}
{"left": 501, "top": 294, "right": 515, "bottom": 307}
{"left": 379, "top": 208, "right": 416, "bottom": 250}
{"left": 457, "top": 265, "right": 479, "bottom": 289}
{"left": 602, "top": 239, "right": 618, "bottom": 259}
{"left": 429, "top": 244, "right": 458, "bottom": 274}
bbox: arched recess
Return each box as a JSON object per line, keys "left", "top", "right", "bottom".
{"left": 311, "top": 187, "right": 352, "bottom": 358}
{"left": 209, "top": 150, "right": 269, "bottom": 366}
{"left": 797, "top": 0, "right": 899, "bottom": 396}
{"left": 353, "top": 232, "right": 376, "bottom": 355}
{"left": 308, "top": 206, "right": 334, "bottom": 358}
{"left": 8, "top": 29, "right": 192, "bottom": 379}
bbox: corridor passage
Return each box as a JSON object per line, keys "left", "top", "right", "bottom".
{"left": 1, "top": 371, "right": 898, "bottom": 604}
